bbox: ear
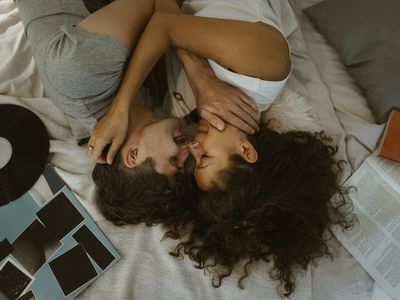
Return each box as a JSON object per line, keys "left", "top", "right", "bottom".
{"left": 124, "top": 147, "right": 139, "bottom": 168}
{"left": 241, "top": 140, "right": 258, "bottom": 163}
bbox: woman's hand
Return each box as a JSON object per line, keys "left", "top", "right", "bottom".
{"left": 87, "top": 103, "right": 129, "bottom": 165}
{"left": 195, "top": 76, "right": 260, "bottom": 134}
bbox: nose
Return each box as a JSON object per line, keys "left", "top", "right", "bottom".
{"left": 188, "top": 141, "right": 205, "bottom": 165}
{"left": 176, "top": 143, "right": 190, "bottom": 169}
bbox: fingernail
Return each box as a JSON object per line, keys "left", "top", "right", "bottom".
{"left": 251, "top": 129, "right": 255, "bottom": 134}
{"left": 191, "top": 141, "right": 199, "bottom": 146}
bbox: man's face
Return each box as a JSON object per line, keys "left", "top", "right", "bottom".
{"left": 139, "top": 117, "right": 189, "bottom": 176}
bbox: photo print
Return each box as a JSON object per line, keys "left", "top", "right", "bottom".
{"left": 49, "top": 244, "right": 97, "bottom": 296}
{"left": 0, "top": 240, "right": 14, "bottom": 262}
{"left": 36, "top": 191, "right": 84, "bottom": 241}
{"left": 0, "top": 258, "right": 33, "bottom": 300}
{"left": 11, "top": 219, "right": 61, "bottom": 275}
{"left": 72, "top": 225, "right": 115, "bottom": 270}
{"left": 16, "top": 290, "right": 37, "bottom": 300}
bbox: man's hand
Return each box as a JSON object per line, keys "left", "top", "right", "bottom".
{"left": 87, "top": 103, "right": 129, "bottom": 165}
{"left": 195, "top": 77, "right": 260, "bottom": 134}
{"left": 176, "top": 49, "right": 259, "bottom": 134}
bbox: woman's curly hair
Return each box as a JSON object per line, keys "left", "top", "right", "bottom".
{"left": 164, "top": 127, "right": 354, "bottom": 297}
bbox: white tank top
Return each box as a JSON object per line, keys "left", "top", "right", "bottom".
{"left": 164, "top": 0, "right": 298, "bottom": 118}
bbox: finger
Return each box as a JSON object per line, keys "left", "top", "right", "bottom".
{"left": 236, "top": 90, "right": 258, "bottom": 112}
{"left": 222, "top": 111, "right": 255, "bottom": 134}
{"left": 229, "top": 103, "right": 259, "bottom": 131}
{"left": 87, "top": 136, "right": 96, "bottom": 152}
{"left": 91, "top": 140, "right": 107, "bottom": 163}
{"left": 200, "top": 109, "right": 225, "bottom": 131}
{"left": 97, "top": 156, "right": 107, "bottom": 164}
{"left": 236, "top": 96, "right": 260, "bottom": 125}
{"left": 106, "top": 139, "right": 123, "bottom": 165}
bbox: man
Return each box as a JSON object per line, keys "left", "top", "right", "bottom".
{"left": 15, "top": 0, "right": 258, "bottom": 223}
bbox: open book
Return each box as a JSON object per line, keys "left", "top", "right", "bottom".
{"left": 333, "top": 153, "right": 400, "bottom": 299}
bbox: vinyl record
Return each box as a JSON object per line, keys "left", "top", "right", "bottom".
{"left": 0, "top": 104, "right": 49, "bottom": 206}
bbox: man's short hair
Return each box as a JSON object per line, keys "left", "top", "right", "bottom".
{"left": 92, "top": 153, "right": 177, "bottom": 225}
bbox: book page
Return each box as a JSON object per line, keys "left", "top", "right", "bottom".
{"left": 333, "top": 159, "right": 400, "bottom": 299}
{"left": 366, "top": 154, "right": 400, "bottom": 194}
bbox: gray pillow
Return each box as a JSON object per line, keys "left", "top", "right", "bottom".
{"left": 304, "top": 0, "right": 400, "bottom": 123}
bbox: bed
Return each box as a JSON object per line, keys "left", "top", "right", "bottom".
{"left": 0, "top": 0, "right": 394, "bottom": 299}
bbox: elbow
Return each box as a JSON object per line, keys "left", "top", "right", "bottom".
{"left": 256, "top": 24, "right": 292, "bottom": 81}
{"left": 272, "top": 52, "right": 291, "bottom": 81}
{"left": 258, "top": 43, "right": 291, "bottom": 81}
{"left": 148, "top": 12, "right": 173, "bottom": 44}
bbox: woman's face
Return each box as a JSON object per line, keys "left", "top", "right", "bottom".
{"left": 189, "top": 119, "right": 258, "bottom": 190}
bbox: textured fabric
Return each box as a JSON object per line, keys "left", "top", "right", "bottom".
{"left": 14, "top": 0, "right": 131, "bottom": 138}
{"left": 304, "top": 0, "right": 400, "bottom": 124}
{"left": 1, "top": 0, "right": 388, "bottom": 298}
{"left": 164, "top": 0, "right": 297, "bottom": 118}
{"left": 0, "top": 1, "right": 45, "bottom": 98}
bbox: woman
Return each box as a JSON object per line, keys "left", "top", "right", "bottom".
{"left": 167, "top": 124, "right": 354, "bottom": 297}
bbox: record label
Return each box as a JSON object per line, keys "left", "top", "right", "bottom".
{"left": 0, "top": 137, "right": 12, "bottom": 169}
{"left": 0, "top": 104, "right": 49, "bottom": 206}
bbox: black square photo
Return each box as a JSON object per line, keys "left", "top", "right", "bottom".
{"left": 36, "top": 191, "right": 84, "bottom": 240}
{"left": 73, "top": 225, "right": 115, "bottom": 270}
{"left": 49, "top": 244, "right": 97, "bottom": 296}
{"left": 17, "top": 290, "right": 37, "bottom": 300}
{"left": 0, "top": 239, "right": 14, "bottom": 261}
{"left": 12, "top": 219, "right": 61, "bottom": 275}
{"left": 0, "top": 259, "right": 32, "bottom": 300}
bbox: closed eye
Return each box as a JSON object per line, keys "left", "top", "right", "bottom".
{"left": 169, "top": 156, "right": 178, "bottom": 166}
{"left": 197, "top": 154, "right": 211, "bottom": 169}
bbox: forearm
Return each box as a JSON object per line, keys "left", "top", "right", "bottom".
{"left": 112, "top": 13, "right": 172, "bottom": 108}
{"left": 114, "top": 1, "right": 214, "bottom": 109}
{"left": 155, "top": 1, "right": 218, "bottom": 101}
{"left": 175, "top": 49, "right": 216, "bottom": 98}
{"left": 114, "top": 12, "right": 290, "bottom": 108}
{"left": 154, "top": 0, "right": 182, "bottom": 13}
{"left": 112, "top": 0, "right": 182, "bottom": 108}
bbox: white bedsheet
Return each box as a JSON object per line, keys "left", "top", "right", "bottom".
{"left": 291, "top": 1, "right": 390, "bottom": 300}
{"left": 0, "top": 0, "right": 388, "bottom": 299}
{"left": 0, "top": 1, "right": 44, "bottom": 99}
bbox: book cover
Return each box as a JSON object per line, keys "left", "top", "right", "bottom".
{"left": 378, "top": 109, "right": 400, "bottom": 163}
{"left": 0, "top": 165, "right": 120, "bottom": 300}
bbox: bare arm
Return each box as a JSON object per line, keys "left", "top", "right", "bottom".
{"left": 175, "top": 49, "right": 260, "bottom": 132}
{"left": 114, "top": 12, "right": 290, "bottom": 113}
{"left": 90, "top": 7, "right": 290, "bottom": 163}
{"left": 155, "top": 0, "right": 260, "bottom": 132}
